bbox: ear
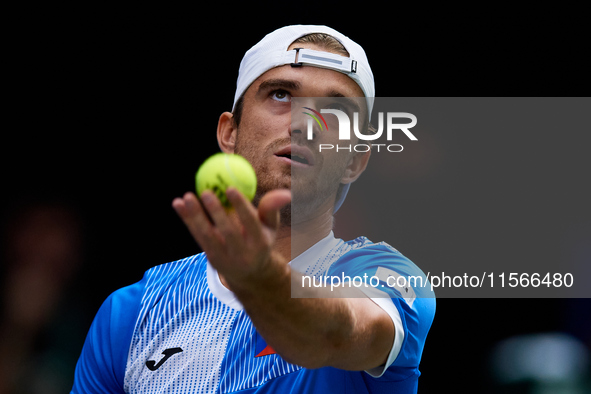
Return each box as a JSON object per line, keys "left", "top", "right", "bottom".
{"left": 217, "top": 111, "right": 237, "bottom": 153}
{"left": 341, "top": 149, "right": 371, "bottom": 185}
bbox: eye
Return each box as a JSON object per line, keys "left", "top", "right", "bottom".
{"left": 270, "top": 90, "right": 291, "bottom": 102}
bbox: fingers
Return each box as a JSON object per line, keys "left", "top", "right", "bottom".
{"left": 227, "top": 188, "right": 291, "bottom": 232}
{"left": 225, "top": 187, "right": 263, "bottom": 238}
{"left": 172, "top": 191, "right": 222, "bottom": 248}
{"left": 258, "top": 189, "right": 291, "bottom": 229}
{"left": 200, "top": 190, "right": 245, "bottom": 246}
{"left": 173, "top": 188, "right": 291, "bottom": 254}
{"left": 172, "top": 190, "right": 251, "bottom": 251}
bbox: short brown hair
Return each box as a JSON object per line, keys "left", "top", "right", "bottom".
{"left": 290, "top": 33, "right": 349, "bottom": 57}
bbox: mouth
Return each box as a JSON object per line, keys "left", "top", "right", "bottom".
{"left": 274, "top": 145, "right": 314, "bottom": 167}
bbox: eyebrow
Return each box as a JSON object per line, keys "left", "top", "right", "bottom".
{"left": 257, "top": 78, "right": 301, "bottom": 94}
{"left": 257, "top": 79, "right": 352, "bottom": 98}
{"left": 327, "top": 92, "right": 362, "bottom": 113}
{"left": 326, "top": 90, "right": 345, "bottom": 98}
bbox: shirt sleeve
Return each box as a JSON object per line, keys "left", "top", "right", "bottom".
{"left": 326, "top": 244, "right": 436, "bottom": 379}
{"left": 363, "top": 296, "right": 405, "bottom": 377}
{"left": 71, "top": 279, "right": 145, "bottom": 394}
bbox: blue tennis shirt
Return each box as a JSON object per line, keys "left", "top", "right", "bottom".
{"left": 72, "top": 232, "right": 435, "bottom": 393}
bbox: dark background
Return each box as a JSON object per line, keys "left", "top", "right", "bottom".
{"left": 1, "top": 3, "right": 589, "bottom": 393}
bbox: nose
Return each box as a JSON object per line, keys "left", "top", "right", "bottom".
{"left": 290, "top": 107, "right": 321, "bottom": 141}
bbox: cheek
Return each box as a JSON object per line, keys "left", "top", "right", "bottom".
{"left": 242, "top": 110, "right": 288, "bottom": 141}
{"left": 235, "top": 116, "right": 282, "bottom": 163}
{"left": 313, "top": 139, "right": 350, "bottom": 179}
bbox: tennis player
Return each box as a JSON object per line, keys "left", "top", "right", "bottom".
{"left": 72, "top": 24, "right": 435, "bottom": 393}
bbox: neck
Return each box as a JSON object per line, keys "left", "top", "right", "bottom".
{"left": 274, "top": 204, "right": 334, "bottom": 262}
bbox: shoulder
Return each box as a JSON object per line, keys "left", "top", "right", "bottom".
{"left": 105, "top": 253, "right": 208, "bottom": 314}
{"left": 329, "top": 237, "right": 436, "bottom": 372}
{"left": 331, "top": 237, "right": 427, "bottom": 281}
{"left": 72, "top": 253, "right": 207, "bottom": 393}
{"left": 328, "top": 236, "right": 435, "bottom": 315}
{"left": 140, "top": 253, "right": 208, "bottom": 296}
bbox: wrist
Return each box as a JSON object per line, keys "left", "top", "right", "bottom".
{"left": 226, "top": 251, "right": 291, "bottom": 300}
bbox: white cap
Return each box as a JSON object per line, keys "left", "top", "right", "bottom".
{"left": 234, "top": 25, "right": 374, "bottom": 213}
{"left": 233, "top": 24, "right": 375, "bottom": 117}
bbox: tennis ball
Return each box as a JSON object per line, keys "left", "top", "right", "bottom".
{"left": 195, "top": 153, "right": 257, "bottom": 208}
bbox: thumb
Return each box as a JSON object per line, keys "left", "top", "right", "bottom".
{"left": 258, "top": 189, "right": 291, "bottom": 229}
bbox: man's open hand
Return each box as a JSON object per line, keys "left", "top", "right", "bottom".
{"left": 172, "top": 188, "right": 291, "bottom": 289}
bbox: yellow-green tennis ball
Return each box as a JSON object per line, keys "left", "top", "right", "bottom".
{"left": 195, "top": 153, "right": 257, "bottom": 208}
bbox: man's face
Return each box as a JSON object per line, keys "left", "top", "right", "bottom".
{"left": 233, "top": 43, "right": 365, "bottom": 219}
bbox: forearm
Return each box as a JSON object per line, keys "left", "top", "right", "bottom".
{"left": 173, "top": 190, "right": 392, "bottom": 370}
{"left": 226, "top": 258, "right": 388, "bottom": 370}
